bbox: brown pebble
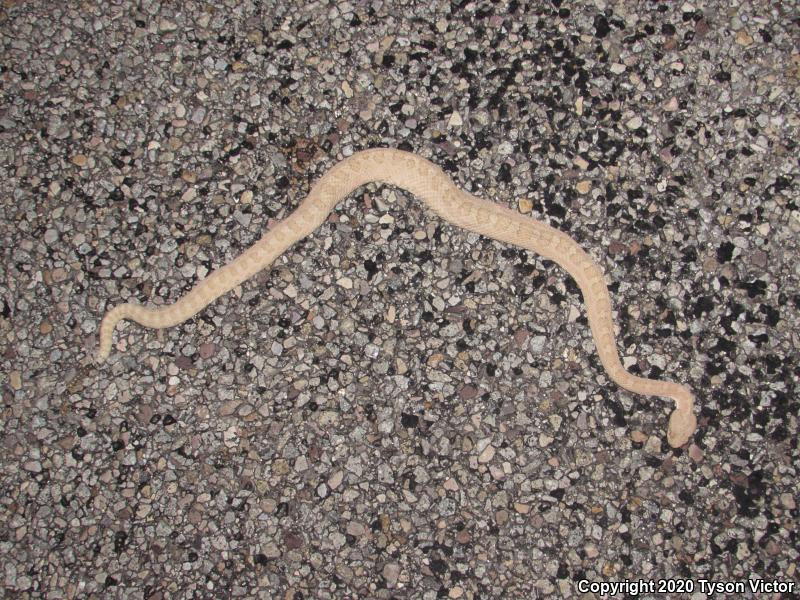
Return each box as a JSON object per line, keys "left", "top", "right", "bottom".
{"left": 272, "top": 459, "right": 289, "bottom": 476}
{"left": 219, "top": 401, "right": 241, "bottom": 417}
{"left": 735, "top": 30, "right": 753, "bottom": 46}
{"left": 137, "top": 404, "right": 154, "bottom": 426}
{"left": 283, "top": 531, "right": 304, "bottom": 550}
{"left": 608, "top": 241, "right": 627, "bottom": 256}
{"left": 661, "top": 455, "right": 674, "bottom": 474}
{"left": 602, "top": 562, "right": 617, "bottom": 577}
{"left": 459, "top": 384, "right": 479, "bottom": 400}
{"left": 750, "top": 250, "right": 768, "bottom": 269}
{"left": 427, "top": 353, "right": 444, "bottom": 368}
{"left": 573, "top": 156, "right": 590, "bottom": 170}
{"left": 174, "top": 355, "right": 193, "bottom": 370}
{"left": 765, "top": 540, "right": 781, "bottom": 556}
{"left": 199, "top": 343, "right": 217, "bottom": 359}
{"left": 57, "top": 435, "right": 76, "bottom": 450}
{"left": 71, "top": 154, "right": 87, "bottom": 167}
{"left": 729, "top": 472, "right": 748, "bottom": 487}
{"left": 10, "top": 371, "right": 22, "bottom": 390}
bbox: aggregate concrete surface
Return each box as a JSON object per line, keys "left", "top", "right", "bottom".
{"left": 1, "top": 1, "right": 798, "bottom": 598}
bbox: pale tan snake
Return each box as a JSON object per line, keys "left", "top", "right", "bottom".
{"left": 97, "top": 148, "right": 697, "bottom": 447}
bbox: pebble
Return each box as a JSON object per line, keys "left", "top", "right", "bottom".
{"left": 477, "top": 444, "right": 496, "bottom": 464}
{"left": 689, "top": 444, "right": 704, "bottom": 463}
{"left": 735, "top": 30, "right": 754, "bottom": 46}
{"left": 459, "top": 384, "right": 478, "bottom": 400}
{"left": 538, "top": 433, "right": 554, "bottom": 447}
{"left": 9, "top": 371, "right": 22, "bottom": 390}
{"left": 573, "top": 156, "right": 590, "bottom": 170}
{"left": 23, "top": 460, "right": 42, "bottom": 473}
{"left": 328, "top": 471, "right": 344, "bottom": 490}
{"left": 448, "top": 111, "right": 463, "bottom": 127}
{"left": 645, "top": 435, "right": 663, "bottom": 454}
{"left": 383, "top": 562, "right": 401, "bottom": 588}
{"left": 341, "top": 81, "right": 353, "bottom": 98}
{"left": 219, "top": 400, "right": 240, "bottom": 417}
{"left": 663, "top": 96, "right": 680, "bottom": 112}
{"left": 575, "top": 95, "right": 584, "bottom": 115}
{"left": 625, "top": 115, "right": 643, "bottom": 130}
{"left": 198, "top": 343, "right": 217, "bottom": 359}
{"left": 159, "top": 19, "right": 178, "bottom": 32}
{"left": 44, "top": 229, "right": 58, "bottom": 244}
{"left": 346, "top": 521, "right": 366, "bottom": 536}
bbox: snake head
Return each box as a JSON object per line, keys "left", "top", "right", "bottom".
{"left": 667, "top": 409, "right": 697, "bottom": 448}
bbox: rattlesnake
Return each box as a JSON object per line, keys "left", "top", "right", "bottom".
{"left": 97, "top": 148, "right": 697, "bottom": 447}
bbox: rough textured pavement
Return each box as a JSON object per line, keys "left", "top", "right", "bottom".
{"left": 1, "top": 1, "right": 798, "bottom": 598}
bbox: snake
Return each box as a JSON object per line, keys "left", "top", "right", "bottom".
{"left": 96, "top": 148, "right": 697, "bottom": 447}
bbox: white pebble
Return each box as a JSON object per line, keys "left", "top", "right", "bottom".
{"left": 626, "top": 115, "right": 643, "bottom": 130}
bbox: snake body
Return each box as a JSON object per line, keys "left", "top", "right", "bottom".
{"left": 97, "top": 148, "right": 697, "bottom": 447}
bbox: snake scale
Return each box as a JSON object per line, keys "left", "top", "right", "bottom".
{"left": 97, "top": 148, "right": 697, "bottom": 447}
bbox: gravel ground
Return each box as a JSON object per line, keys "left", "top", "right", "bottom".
{"left": 1, "top": 1, "right": 798, "bottom": 598}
